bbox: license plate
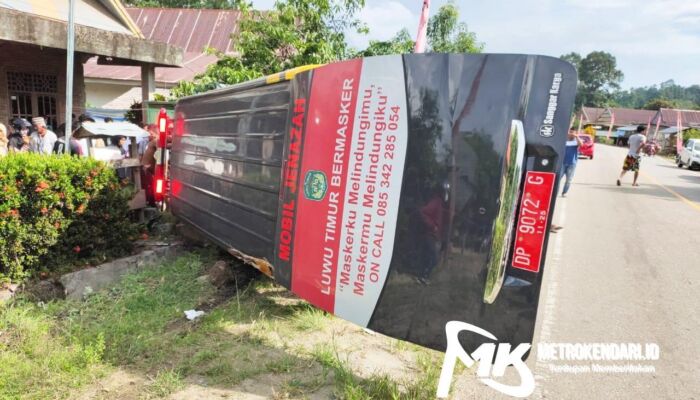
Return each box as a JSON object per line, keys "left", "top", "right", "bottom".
{"left": 512, "top": 171, "right": 556, "bottom": 273}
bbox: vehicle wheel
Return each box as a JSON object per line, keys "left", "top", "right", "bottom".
{"left": 590, "top": 154, "right": 594, "bottom": 160}
{"left": 678, "top": 160, "right": 684, "bottom": 168}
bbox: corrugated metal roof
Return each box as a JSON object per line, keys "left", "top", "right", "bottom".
{"left": 126, "top": 7, "right": 239, "bottom": 53}
{"left": 582, "top": 107, "right": 605, "bottom": 124}
{"left": 582, "top": 107, "right": 656, "bottom": 127}
{"left": 0, "top": 0, "right": 137, "bottom": 36}
{"left": 606, "top": 107, "right": 656, "bottom": 126}
{"left": 85, "top": 7, "right": 240, "bottom": 84}
{"left": 655, "top": 108, "right": 700, "bottom": 128}
{"left": 84, "top": 51, "right": 218, "bottom": 85}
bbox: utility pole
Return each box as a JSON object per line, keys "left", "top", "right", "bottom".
{"left": 64, "top": 0, "right": 76, "bottom": 154}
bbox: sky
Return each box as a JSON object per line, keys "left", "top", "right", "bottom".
{"left": 250, "top": 0, "right": 700, "bottom": 89}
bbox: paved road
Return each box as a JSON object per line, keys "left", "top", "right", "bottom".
{"left": 532, "top": 144, "right": 700, "bottom": 400}
{"left": 454, "top": 144, "right": 700, "bottom": 399}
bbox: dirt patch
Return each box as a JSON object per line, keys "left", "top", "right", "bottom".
{"left": 195, "top": 259, "right": 262, "bottom": 312}
{"left": 73, "top": 369, "right": 148, "bottom": 400}
{"left": 23, "top": 279, "right": 65, "bottom": 302}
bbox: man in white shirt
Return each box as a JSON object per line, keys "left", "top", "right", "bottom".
{"left": 617, "top": 125, "right": 647, "bottom": 187}
{"left": 29, "top": 117, "right": 58, "bottom": 155}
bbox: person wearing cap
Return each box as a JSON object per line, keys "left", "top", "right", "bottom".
{"left": 29, "top": 117, "right": 58, "bottom": 155}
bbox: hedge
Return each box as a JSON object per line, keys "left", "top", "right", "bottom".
{"left": 0, "top": 153, "right": 136, "bottom": 282}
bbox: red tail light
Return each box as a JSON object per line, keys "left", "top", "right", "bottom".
{"left": 154, "top": 108, "right": 169, "bottom": 202}
{"left": 157, "top": 108, "right": 167, "bottom": 148}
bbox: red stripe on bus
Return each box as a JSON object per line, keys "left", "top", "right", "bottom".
{"left": 290, "top": 59, "right": 362, "bottom": 312}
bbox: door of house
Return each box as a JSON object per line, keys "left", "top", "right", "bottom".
{"left": 7, "top": 71, "right": 59, "bottom": 130}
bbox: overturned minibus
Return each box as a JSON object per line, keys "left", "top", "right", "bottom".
{"left": 165, "top": 53, "right": 577, "bottom": 353}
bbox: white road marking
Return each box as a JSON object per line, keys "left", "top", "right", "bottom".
{"left": 532, "top": 200, "right": 566, "bottom": 399}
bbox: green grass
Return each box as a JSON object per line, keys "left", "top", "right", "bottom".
{"left": 0, "top": 250, "right": 445, "bottom": 399}
{"left": 1, "top": 252, "right": 215, "bottom": 399}
{"left": 290, "top": 302, "right": 329, "bottom": 332}
{"left": 0, "top": 304, "right": 108, "bottom": 399}
{"left": 147, "top": 369, "right": 185, "bottom": 397}
{"left": 311, "top": 342, "right": 441, "bottom": 400}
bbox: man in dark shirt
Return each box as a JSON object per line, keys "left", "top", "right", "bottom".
{"left": 53, "top": 122, "right": 84, "bottom": 156}
{"left": 8, "top": 118, "right": 31, "bottom": 153}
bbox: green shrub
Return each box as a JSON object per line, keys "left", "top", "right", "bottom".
{"left": 0, "top": 153, "right": 136, "bottom": 282}
{"left": 684, "top": 128, "right": 700, "bottom": 142}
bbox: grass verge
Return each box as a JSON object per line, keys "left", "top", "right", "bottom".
{"left": 1, "top": 250, "right": 447, "bottom": 399}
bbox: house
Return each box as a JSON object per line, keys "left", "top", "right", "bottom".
{"left": 0, "top": 0, "right": 182, "bottom": 128}
{"left": 582, "top": 106, "right": 657, "bottom": 129}
{"left": 84, "top": 7, "right": 241, "bottom": 111}
{"left": 580, "top": 106, "right": 700, "bottom": 149}
{"left": 651, "top": 108, "right": 700, "bottom": 129}
{"left": 652, "top": 108, "right": 700, "bottom": 151}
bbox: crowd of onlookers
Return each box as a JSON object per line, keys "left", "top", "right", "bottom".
{"left": 0, "top": 115, "right": 158, "bottom": 163}
{"left": 0, "top": 115, "right": 160, "bottom": 206}
{"left": 0, "top": 115, "right": 98, "bottom": 157}
{"left": 0, "top": 116, "right": 62, "bottom": 156}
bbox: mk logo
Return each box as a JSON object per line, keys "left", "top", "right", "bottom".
{"left": 437, "top": 321, "right": 535, "bottom": 398}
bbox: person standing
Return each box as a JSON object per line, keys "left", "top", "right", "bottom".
{"left": 0, "top": 123, "right": 8, "bottom": 157}
{"left": 8, "top": 118, "right": 31, "bottom": 153}
{"left": 29, "top": 117, "right": 57, "bottom": 155}
{"left": 140, "top": 129, "right": 158, "bottom": 207}
{"left": 139, "top": 124, "right": 158, "bottom": 158}
{"left": 617, "top": 125, "right": 647, "bottom": 187}
{"left": 52, "top": 125, "right": 84, "bottom": 156}
{"left": 561, "top": 128, "right": 583, "bottom": 197}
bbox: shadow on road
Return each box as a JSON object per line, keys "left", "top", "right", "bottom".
{"left": 677, "top": 174, "right": 700, "bottom": 182}
{"left": 577, "top": 181, "right": 700, "bottom": 204}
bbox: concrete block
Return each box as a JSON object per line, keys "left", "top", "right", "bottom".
{"left": 60, "top": 244, "right": 180, "bottom": 300}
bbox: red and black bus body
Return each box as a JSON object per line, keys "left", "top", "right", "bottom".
{"left": 169, "top": 53, "right": 576, "bottom": 353}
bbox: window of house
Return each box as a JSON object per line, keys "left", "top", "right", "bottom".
{"left": 7, "top": 72, "right": 59, "bottom": 130}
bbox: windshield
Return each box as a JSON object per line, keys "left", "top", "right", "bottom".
{"left": 579, "top": 135, "right": 591, "bottom": 143}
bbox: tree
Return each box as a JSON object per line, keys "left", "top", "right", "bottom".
{"left": 614, "top": 83, "right": 700, "bottom": 110}
{"left": 123, "top": 0, "right": 248, "bottom": 8}
{"left": 170, "top": 0, "right": 365, "bottom": 98}
{"left": 426, "top": 3, "right": 481, "bottom": 53}
{"left": 355, "top": 29, "right": 414, "bottom": 57}
{"left": 643, "top": 98, "right": 677, "bottom": 110}
{"left": 169, "top": 1, "right": 481, "bottom": 98}
{"left": 356, "top": 3, "right": 481, "bottom": 57}
{"left": 561, "top": 51, "right": 623, "bottom": 109}
{"left": 560, "top": 52, "right": 582, "bottom": 68}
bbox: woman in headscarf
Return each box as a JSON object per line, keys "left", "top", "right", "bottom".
{"left": 0, "top": 123, "right": 9, "bottom": 157}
